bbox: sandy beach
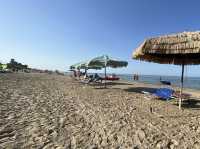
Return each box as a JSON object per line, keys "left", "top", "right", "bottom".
{"left": 1, "top": 73, "right": 200, "bottom": 149}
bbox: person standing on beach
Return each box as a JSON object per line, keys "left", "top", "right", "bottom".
{"left": 136, "top": 74, "right": 139, "bottom": 80}
{"left": 77, "top": 69, "right": 81, "bottom": 79}
{"left": 73, "top": 70, "right": 77, "bottom": 77}
{"left": 133, "top": 74, "right": 139, "bottom": 81}
{"left": 133, "top": 74, "right": 136, "bottom": 80}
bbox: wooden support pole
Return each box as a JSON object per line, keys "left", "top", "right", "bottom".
{"left": 104, "top": 66, "right": 107, "bottom": 88}
{"left": 179, "top": 63, "right": 184, "bottom": 110}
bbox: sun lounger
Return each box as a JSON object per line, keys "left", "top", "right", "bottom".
{"left": 173, "top": 91, "right": 191, "bottom": 99}
{"left": 142, "top": 88, "right": 192, "bottom": 102}
{"left": 80, "top": 75, "right": 103, "bottom": 85}
{"left": 153, "top": 88, "right": 174, "bottom": 100}
{"left": 142, "top": 88, "right": 174, "bottom": 100}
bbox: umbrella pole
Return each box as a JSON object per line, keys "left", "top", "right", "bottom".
{"left": 104, "top": 66, "right": 107, "bottom": 88}
{"left": 85, "top": 68, "right": 87, "bottom": 75}
{"left": 179, "top": 63, "right": 184, "bottom": 110}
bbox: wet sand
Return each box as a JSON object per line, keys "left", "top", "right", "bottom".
{"left": 1, "top": 73, "right": 200, "bottom": 148}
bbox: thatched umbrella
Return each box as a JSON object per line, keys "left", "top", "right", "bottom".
{"left": 133, "top": 31, "right": 200, "bottom": 109}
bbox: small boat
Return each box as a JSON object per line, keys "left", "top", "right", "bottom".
{"left": 160, "top": 77, "right": 171, "bottom": 85}
{"left": 105, "top": 76, "right": 120, "bottom": 81}
{"left": 104, "top": 74, "right": 120, "bottom": 81}
{"left": 160, "top": 80, "right": 171, "bottom": 85}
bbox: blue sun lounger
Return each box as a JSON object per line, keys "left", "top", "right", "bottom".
{"left": 142, "top": 88, "right": 174, "bottom": 100}
{"left": 153, "top": 88, "right": 174, "bottom": 100}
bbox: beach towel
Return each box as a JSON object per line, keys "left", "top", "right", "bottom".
{"left": 142, "top": 88, "right": 174, "bottom": 100}
{"left": 153, "top": 88, "right": 174, "bottom": 100}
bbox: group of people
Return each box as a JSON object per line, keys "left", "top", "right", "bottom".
{"left": 72, "top": 69, "right": 85, "bottom": 78}
{"left": 133, "top": 74, "right": 139, "bottom": 81}
{"left": 84, "top": 73, "right": 103, "bottom": 83}
{"left": 71, "top": 68, "right": 124, "bottom": 85}
{"left": 71, "top": 69, "right": 103, "bottom": 84}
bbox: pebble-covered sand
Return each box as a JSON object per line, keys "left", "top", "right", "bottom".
{"left": 1, "top": 73, "right": 200, "bottom": 149}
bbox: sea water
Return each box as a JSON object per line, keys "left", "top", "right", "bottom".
{"left": 118, "top": 74, "right": 200, "bottom": 90}
{"left": 66, "top": 71, "right": 200, "bottom": 90}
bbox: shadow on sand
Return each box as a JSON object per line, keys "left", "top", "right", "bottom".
{"left": 105, "top": 82, "right": 133, "bottom": 86}
{"left": 123, "top": 87, "right": 157, "bottom": 94}
{"left": 92, "top": 82, "right": 133, "bottom": 89}
{"left": 124, "top": 87, "right": 200, "bottom": 110}
{"left": 177, "top": 98, "right": 200, "bottom": 110}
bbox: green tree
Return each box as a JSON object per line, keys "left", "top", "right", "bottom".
{"left": 0, "top": 63, "right": 2, "bottom": 70}
{"left": 7, "top": 59, "right": 29, "bottom": 72}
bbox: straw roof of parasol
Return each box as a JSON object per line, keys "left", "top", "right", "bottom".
{"left": 133, "top": 31, "right": 200, "bottom": 65}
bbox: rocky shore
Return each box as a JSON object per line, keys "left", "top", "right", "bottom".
{"left": 1, "top": 73, "right": 200, "bottom": 148}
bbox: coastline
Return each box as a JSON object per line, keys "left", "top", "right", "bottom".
{"left": 116, "top": 79, "right": 200, "bottom": 99}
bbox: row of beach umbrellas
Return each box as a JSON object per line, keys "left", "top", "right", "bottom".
{"left": 70, "top": 55, "right": 128, "bottom": 70}
{"left": 70, "top": 55, "right": 128, "bottom": 87}
{"left": 70, "top": 31, "right": 200, "bottom": 109}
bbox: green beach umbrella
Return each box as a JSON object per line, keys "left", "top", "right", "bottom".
{"left": 87, "top": 55, "right": 128, "bottom": 87}
{"left": 70, "top": 55, "right": 128, "bottom": 87}
{"left": 70, "top": 61, "right": 85, "bottom": 70}
{"left": 70, "top": 61, "right": 102, "bottom": 71}
{"left": 87, "top": 55, "right": 128, "bottom": 68}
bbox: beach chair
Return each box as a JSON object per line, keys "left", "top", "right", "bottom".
{"left": 142, "top": 88, "right": 174, "bottom": 113}
{"left": 80, "top": 74, "right": 103, "bottom": 85}
{"left": 172, "top": 91, "right": 192, "bottom": 105}
{"left": 89, "top": 74, "right": 103, "bottom": 83}
{"left": 79, "top": 75, "right": 93, "bottom": 84}
{"left": 142, "top": 88, "right": 174, "bottom": 100}
{"left": 154, "top": 88, "right": 174, "bottom": 100}
{"left": 173, "top": 91, "right": 191, "bottom": 99}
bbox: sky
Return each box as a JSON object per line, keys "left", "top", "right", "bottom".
{"left": 0, "top": 0, "right": 200, "bottom": 76}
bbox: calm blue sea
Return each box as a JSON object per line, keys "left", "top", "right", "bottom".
{"left": 118, "top": 74, "right": 200, "bottom": 90}
{"left": 66, "top": 71, "right": 200, "bottom": 90}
